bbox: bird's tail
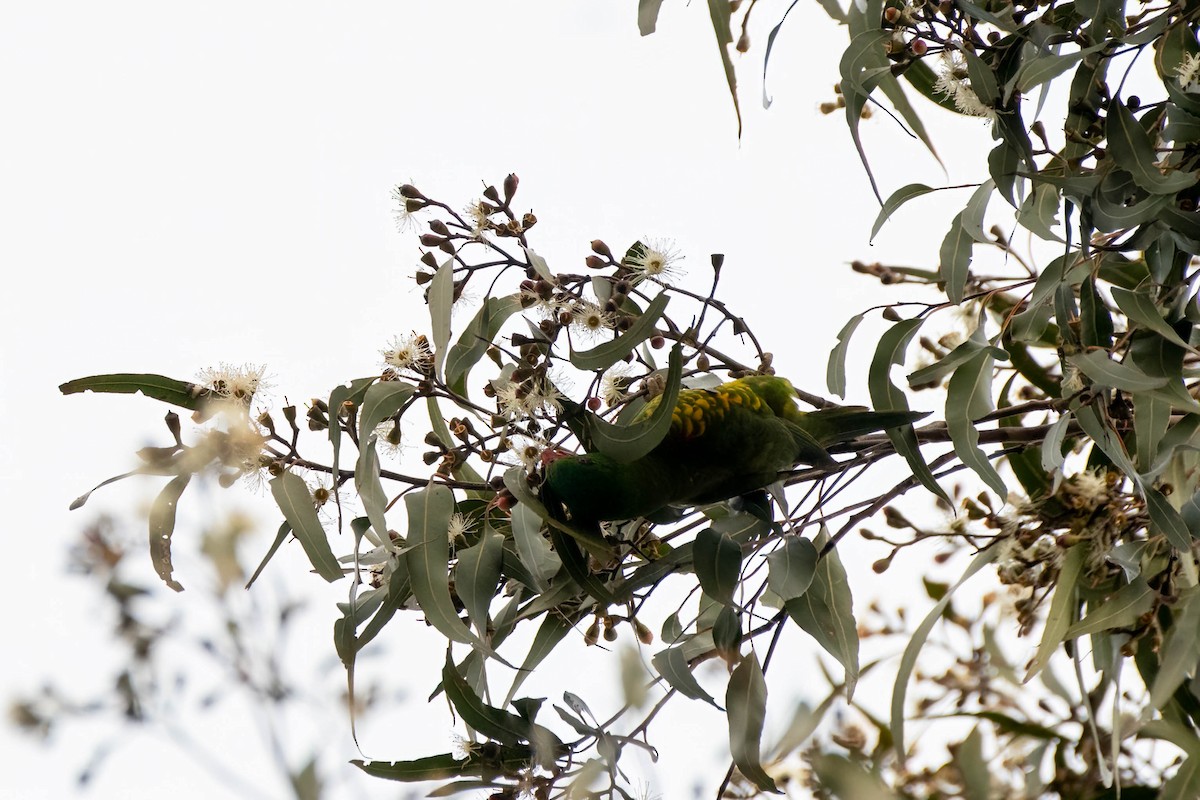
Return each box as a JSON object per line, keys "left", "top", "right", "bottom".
{"left": 802, "top": 407, "right": 927, "bottom": 446}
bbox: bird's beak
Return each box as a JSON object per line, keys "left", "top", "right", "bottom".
{"left": 539, "top": 447, "right": 573, "bottom": 467}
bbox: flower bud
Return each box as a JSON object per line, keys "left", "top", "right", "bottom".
{"left": 428, "top": 219, "right": 450, "bottom": 236}
{"left": 420, "top": 251, "right": 439, "bottom": 268}
{"left": 398, "top": 183, "right": 424, "bottom": 199}
{"left": 736, "top": 32, "right": 750, "bottom": 52}
{"left": 591, "top": 239, "right": 613, "bottom": 258}
{"left": 585, "top": 255, "right": 606, "bottom": 270}
{"left": 503, "top": 173, "right": 519, "bottom": 201}
{"left": 419, "top": 233, "right": 445, "bottom": 247}
{"left": 910, "top": 38, "right": 928, "bottom": 56}
{"left": 158, "top": 413, "right": 180, "bottom": 445}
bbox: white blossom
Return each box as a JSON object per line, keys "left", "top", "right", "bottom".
{"left": 463, "top": 200, "right": 492, "bottom": 239}
{"left": 932, "top": 52, "right": 996, "bottom": 122}
{"left": 381, "top": 332, "right": 433, "bottom": 373}
{"left": 391, "top": 186, "right": 427, "bottom": 232}
{"left": 570, "top": 301, "right": 614, "bottom": 341}
{"left": 447, "top": 512, "right": 472, "bottom": 544}
{"left": 625, "top": 238, "right": 684, "bottom": 284}
{"left": 494, "top": 380, "right": 562, "bottom": 420}
{"left": 600, "top": 364, "right": 634, "bottom": 407}
{"left": 198, "top": 363, "right": 269, "bottom": 407}
{"left": 1178, "top": 52, "right": 1200, "bottom": 93}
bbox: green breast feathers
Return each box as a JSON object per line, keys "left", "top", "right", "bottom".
{"left": 541, "top": 375, "right": 923, "bottom": 525}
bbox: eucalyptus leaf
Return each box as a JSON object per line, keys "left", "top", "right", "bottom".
{"left": 946, "top": 350, "right": 1008, "bottom": 497}
{"left": 892, "top": 546, "right": 998, "bottom": 759}
{"left": 706, "top": 0, "right": 742, "bottom": 137}
{"left": 1066, "top": 578, "right": 1155, "bottom": 637}
{"left": 869, "top": 318, "right": 949, "bottom": 502}
{"left": 940, "top": 211, "right": 975, "bottom": 304}
{"left": 505, "top": 612, "right": 577, "bottom": 707}
{"left": 954, "top": 726, "right": 990, "bottom": 800}
{"left": 455, "top": 531, "right": 504, "bottom": 638}
{"left": 429, "top": 259, "right": 455, "bottom": 379}
{"left": 148, "top": 474, "right": 190, "bottom": 592}
{"left": 352, "top": 753, "right": 474, "bottom": 781}
{"left": 826, "top": 313, "right": 864, "bottom": 398}
{"left": 355, "top": 435, "right": 389, "bottom": 543}
{"left": 1145, "top": 487, "right": 1195, "bottom": 551}
{"left": 270, "top": 472, "right": 344, "bottom": 583}
{"left": 1016, "top": 44, "right": 1105, "bottom": 96}
{"left": 524, "top": 247, "right": 554, "bottom": 282}
{"left": 869, "top": 185, "right": 935, "bottom": 242}
{"left": 637, "top": 0, "right": 665, "bottom": 34}
{"left": 786, "top": 537, "right": 860, "bottom": 698}
{"left": 1111, "top": 286, "right": 1196, "bottom": 352}
{"left": 60, "top": 373, "right": 214, "bottom": 412}
{"left": 726, "top": 652, "right": 778, "bottom": 792}
{"left": 1134, "top": 394, "right": 1170, "bottom": 471}
{"left": 446, "top": 294, "right": 522, "bottom": 395}
{"left": 651, "top": 644, "right": 719, "bottom": 706}
{"left": 405, "top": 485, "right": 477, "bottom": 645}
{"left": 960, "top": 180, "right": 995, "bottom": 244}
{"left": 1068, "top": 351, "right": 1170, "bottom": 392}
{"left": 908, "top": 337, "right": 1007, "bottom": 388}
{"left": 838, "top": 29, "right": 892, "bottom": 201}
{"left": 1041, "top": 412, "right": 1071, "bottom": 474}
{"left": 693, "top": 527, "right": 742, "bottom": 605}
{"left": 510, "top": 502, "right": 560, "bottom": 592}
{"left": 1150, "top": 588, "right": 1200, "bottom": 708}
{"left": 1026, "top": 543, "right": 1088, "bottom": 681}
{"left": 570, "top": 292, "right": 669, "bottom": 371}
{"left": 1107, "top": 100, "right": 1199, "bottom": 195}
{"left": 1017, "top": 182, "right": 1064, "bottom": 242}
{"left": 766, "top": 537, "right": 818, "bottom": 601}
{"left": 574, "top": 345, "right": 682, "bottom": 463}
{"left": 441, "top": 654, "right": 561, "bottom": 762}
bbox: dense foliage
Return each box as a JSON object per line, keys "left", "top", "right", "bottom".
{"left": 41, "top": 0, "right": 1200, "bottom": 797}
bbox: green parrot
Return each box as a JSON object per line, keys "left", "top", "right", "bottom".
{"left": 540, "top": 375, "right": 924, "bottom": 526}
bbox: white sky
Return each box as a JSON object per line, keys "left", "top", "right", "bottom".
{"left": 2, "top": 3, "right": 1002, "bottom": 798}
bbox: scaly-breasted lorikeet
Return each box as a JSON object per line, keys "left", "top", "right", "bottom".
{"left": 541, "top": 375, "right": 923, "bottom": 526}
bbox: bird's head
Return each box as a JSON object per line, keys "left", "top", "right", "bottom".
{"left": 540, "top": 451, "right": 615, "bottom": 524}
